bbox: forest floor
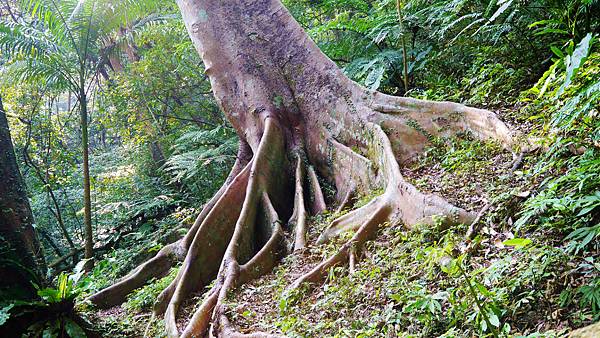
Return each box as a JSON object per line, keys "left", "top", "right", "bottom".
{"left": 221, "top": 132, "right": 568, "bottom": 337}
{"left": 87, "top": 110, "right": 592, "bottom": 337}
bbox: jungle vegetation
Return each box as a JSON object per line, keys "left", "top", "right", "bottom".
{"left": 0, "top": 0, "right": 599, "bottom": 337}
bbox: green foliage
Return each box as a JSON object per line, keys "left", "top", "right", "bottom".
{"left": 165, "top": 125, "right": 238, "bottom": 201}
{"left": 419, "top": 133, "right": 503, "bottom": 175}
{"left": 1, "top": 261, "right": 90, "bottom": 338}
{"left": 509, "top": 32, "right": 600, "bottom": 323}
{"left": 516, "top": 50, "right": 600, "bottom": 258}
{"left": 124, "top": 267, "right": 179, "bottom": 313}
{"left": 558, "top": 33, "right": 594, "bottom": 96}
{"left": 36, "top": 271, "right": 79, "bottom": 304}
{"left": 230, "top": 211, "right": 576, "bottom": 336}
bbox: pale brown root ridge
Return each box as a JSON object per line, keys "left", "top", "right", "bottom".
{"left": 307, "top": 165, "right": 326, "bottom": 215}
{"left": 465, "top": 203, "right": 492, "bottom": 241}
{"left": 153, "top": 162, "right": 248, "bottom": 314}
{"left": 290, "top": 155, "right": 308, "bottom": 251}
{"left": 328, "top": 138, "right": 375, "bottom": 200}
{"left": 317, "top": 196, "right": 384, "bottom": 244}
{"left": 182, "top": 193, "right": 283, "bottom": 338}
{"left": 166, "top": 158, "right": 256, "bottom": 337}
{"left": 88, "top": 150, "right": 251, "bottom": 309}
{"left": 211, "top": 194, "right": 284, "bottom": 338}
{"left": 365, "top": 91, "right": 526, "bottom": 166}
{"left": 368, "top": 92, "right": 517, "bottom": 148}
{"left": 176, "top": 117, "right": 287, "bottom": 338}
{"left": 348, "top": 245, "right": 357, "bottom": 274}
{"left": 291, "top": 203, "right": 391, "bottom": 289}
{"left": 317, "top": 122, "right": 474, "bottom": 245}
{"left": 162, "top": 161, "right": 252, "bottom": 337}
{"left": 335, "top": 186, "right": 356, "bottom": 214}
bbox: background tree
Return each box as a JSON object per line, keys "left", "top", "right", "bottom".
{"left": 0, "top": 93, "right": 46, "bottom": 301}
{"left": 0, "top": 0, "right": 161, "bottom": 270}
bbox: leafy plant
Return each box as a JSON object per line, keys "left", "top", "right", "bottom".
{"left": 1, "top": 260, "right": 91, "bottom": 337}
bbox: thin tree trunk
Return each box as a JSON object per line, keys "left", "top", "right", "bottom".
{"left": 401, "top": 35, "right": 409, "bottom": 92}
{"left": 22, "top": 151, "right": 77, "bottom": 253}
{"left": 396, "top": 0, "right": 409, "bottom": 93}
{"left": 79, "top": 89, "right": 94, "bottom": 271}
{"left": 0, "top": 94, "right": 46, "bottom": 299}
{"left": 39, "top": 229, "right": 64, "bottom": 258}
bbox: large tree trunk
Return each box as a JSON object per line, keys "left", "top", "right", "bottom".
{"left": 90, "top": 0, "right": 519, "bottom": 336}
{"left": 0, "top": 95, "right": 46, "bottom": 300}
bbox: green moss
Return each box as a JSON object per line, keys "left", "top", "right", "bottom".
{"left": 197, "top": 9, "right": 208, "bottom": 23}
{"left": 272, "top": 95, "right": 284, "bottom": 109}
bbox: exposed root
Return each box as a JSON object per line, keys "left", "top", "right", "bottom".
{"left": 307, "top": 165, "right": 326, "bottom": 215}
{"left": 182, "top": 192, "right": 283, "bottom": 338}
{"left": 335, "top": 185, "right": 356, "bottom": 214}
{"left": 367, "top": 91, "right": 520, "bottom": 162}
{"left": 465, "top": 203, "right": 492, "bottom": 240}
{"left": 174, "top": 117, "right": 287, "bottom": 337}
{"left": 239, "top": 193, "right": 284, "bottom": 283}
{"left": 318, "top": 122, "right": 473, "bottom": 244}
{"left": 317, "top": 196, "right": 385, "bottom": 244}
{"left": 370, "top": 92, "right": 516, "bottom": 145}
{"left": 89, "top": 244, "right": 177, "bottom": 308}
{"left": 163, "top": 161, "right": 251, "bottom": 337}
{"left": 210, "top": 193, "right": 284, "bottom": 337}
{"left": 290, "top": 156, "right": 308, "bottom": 251}
{"left": 348, "top": 245, "right": 357, "bottom": 274}
{"left": 328, "top": 138, "right": 375, "bottom": 200}
{"left": 166, "top": 151, "right": 259, "bottom": 336}
{"left": 291, "top": 204, "right": 391, "bottom": 288}
{"left": 178, "top": 202, "right": 284, "bottom": 338}
{"left": 179, "top": 287, "right": 219, "bottom": 337}
{"left": 294, "top": 121, "right": 476, "bottom": 290}
{"left": 92, "top": 92, "right": 520, "bottom": 337}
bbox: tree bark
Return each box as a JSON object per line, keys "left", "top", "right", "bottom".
{"left": 0, "top": 94, "right": 46, "bottom": 300}
{"left": 91, "top": 0, "right": 520, "bottom": 336}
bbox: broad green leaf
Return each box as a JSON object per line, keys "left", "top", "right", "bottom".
{"left": 502, "top": 238, "right": 532, "bottom": 248}
{"left": 43, "top": 328, "right": 54, "bottom": 338}
{"left": 64, "top": 318, "right": 87, "bottom": 338}
{"left": 389, "top": 294, "right": 402, "bottom": 302}
{"left": 550, "top": 46, "right": 564, "bottom": 58}
{"left": 557, "top": 33, "right": 593, "bottom": 96}
{"left": 538, "top": 62, "right": 558, "bottom": 98}
{"left": 365, "top": 64, "right": 385, "bottom": 90}
{"left": 488, "top": 312, "right": 500, "bottom": 327}
{"left": 577, "top": 204, "right": 598, "bottom": 216}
